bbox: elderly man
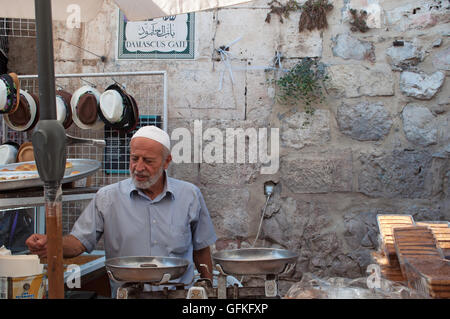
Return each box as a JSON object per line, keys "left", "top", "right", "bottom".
{"left": 26, "top": 125, "right": 217, "bottom": 296}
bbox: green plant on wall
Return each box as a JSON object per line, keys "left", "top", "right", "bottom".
{"left": 271, "top": 58, "right": 329, "bottom": 126}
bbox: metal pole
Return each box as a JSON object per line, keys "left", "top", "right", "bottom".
{"left": 34, "top": 0, "right": 57, "bottom": 120}
{"left": 163, "top": 72, "right": 168, "bottom": 133}
{"left": 18, "top": 70, "right": 167, "bottom": 79}
{"left": 34, "top": 0, "right": 65, "bottom": 299}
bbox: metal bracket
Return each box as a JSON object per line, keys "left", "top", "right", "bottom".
{"left": 187, "top": 287, "right": 208, "bottom": 299}
{"left": 116, "top": 286, "right": 129, "bottom": 299}
{"left": 215, "top": 263, "right": 228, "bottom": 276}
{"left": 280, "top": 263, "right": 296, "bottom": 276}
{"left": 265, "top": 274, "right": 278, "bottom": 297}
{"left": 217, "top": 274, "right": 227, "bottom": 299}
{"left": 106, "top": 269, "right": 123, "bottom": 284}
{"left": 158, "top": 273, "right": 171, "bottom": 285}
{"left": 65, "top": 134, "right": 106, "bottom": 147}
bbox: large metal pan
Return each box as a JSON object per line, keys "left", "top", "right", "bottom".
{"left": 105, "top": 256, "right": 190, "bottom": 283}
{"left": 212, "top": 248, "right": 298, "bottom": 276}
{"left": 0, "top": 159, "right": 101, "bottom": 191}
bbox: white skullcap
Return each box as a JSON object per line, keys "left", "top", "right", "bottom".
{"left": 131, "top": 125, "right": 171, "bottom": 150}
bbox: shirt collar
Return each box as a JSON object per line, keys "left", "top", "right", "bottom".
{"left": 129, "top": 171, "right": 175, "bottom": 201}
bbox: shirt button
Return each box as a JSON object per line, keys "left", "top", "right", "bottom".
{"left": 153, "top": 240, "right": 157, "bottom": 244}
{"left": 152, "top": 220, "right": 156, "bottom": 224}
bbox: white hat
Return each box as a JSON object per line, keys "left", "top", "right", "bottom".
{"left": 0, "top": 79, "right": 7, "bottom": 111}
{"left": 70, "top": 85, "right": 104, "bottom": 130}
{"left": 56, "top": 95, "right": 67, "bottom": 124}
{"left": 55, "top": 90, "right": 73, "bottom": 129}
{"left": 0, "top": 143, "right": 19, "bottom": 165}
{"left": 131, "top": 126, "right": 170, "bottom": 150}
{"left": 99, "top": 89, "right": 124, "bottom": 123}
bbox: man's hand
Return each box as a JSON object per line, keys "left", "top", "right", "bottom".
{"left": 25, "top": 234, "right": 86, "bottom": 259}
{"left": 193, "top": 246, "right": 213, "bottom": 281}
{"left": 25, "top": 234, "right": 48, "bottom": 258}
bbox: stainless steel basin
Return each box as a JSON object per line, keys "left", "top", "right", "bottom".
{"left": 212, "top": 248, "right": 298, "bottom": 276}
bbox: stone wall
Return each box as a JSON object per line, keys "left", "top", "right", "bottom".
{"left": 52, "top": 0, "right": 449, "bottom": 280}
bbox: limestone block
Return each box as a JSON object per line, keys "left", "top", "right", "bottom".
{"left": 437, "top": 112, "right": 450, "bottom": 146}
{"left": 167, "top": 162, "right": 199, "bottom": 184}
{"left": 53, "top": 22, "right": 83, "bottom": 61}
{"left": 193, "top": 11, "right": 215, "bottom": 59}
{"left": 201, "top": 186, "right": 250, "bottom": 238}
{"left": 280, "top": 11, "right": 323, "bottom": 58}
{"left": 336, "top": 101, "right": 392, "bottom": 141}
{"left": 327, "top": 64, "right": 395, "bottom": 98}
{"left": 199, "top": 162, "right": 261, "bottom": 185}
{"left": 358, "top": 149, "right": 436, "bottom": 198}
{"left": 213, "top": 8, "right": 279, "bottom": 63}
{"left": 261, "top": 197, "right": 299, "bottom": 247}
{"left": 385, "top": 41, "right": 424, "bottom": 71}
{"left": 169, "top": 118, "right": 278, "bottom": 171}
{"left": 406, "top": 205, "right": 449, "bottom": 221}
{"left": 281, "top": 110, "right": 331, "bottom": 149}
{"left": 167, "top": 61, "right": 247, "bottom": 120}
{"left": 343, "top": 211, "right": 378, "bottom": 251}
{"left": 281, "top": 150, "right": 353, "bottom": 193}
{"left": 402, "top": 104, "right": 437, "bottom": 146}
{"left": 432, "top": 46, "right": 450, "bottom": 71}
{"left": 399, "top": 71, "right": 445, "bottom": 100}
{"left": 262, "top": 195, "right": 332, "bottom": 250}
{"left": 332, "top": 33, "right": 375, "bottom": 62}
{"left": 82, "top": 3, "right": 113, "bottom": 61}
{"left": 384, "top": 0, "right": 449, "bottom": 31}
{"left": 245, "top": 69, "right": 275, "bottom": 123}
{"left": 342, "top": 0, "right": 383, "bottom": 29}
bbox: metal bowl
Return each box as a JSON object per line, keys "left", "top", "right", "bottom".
{"left": 105, "top": 256, "right": 190, "bottom": 283}
{"left": 212, "top": 248, "right": 298, "bottom": 276}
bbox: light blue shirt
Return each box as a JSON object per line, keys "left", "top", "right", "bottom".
{"left": 70, "top": 172, "right": 217, "bottom": 295}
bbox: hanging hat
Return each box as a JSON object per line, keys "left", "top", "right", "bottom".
{"left": 3, "top": 90, "right": 39, "bottom": 132}
{"left": 98, "top": 83, "right": 138, "bottom": 133}
{"left": 0, "top": 73, "right": 20, "bottom": 114}
{"left": 0, "top": 141, "right": 20, "bottom": 165}
{"left": 16, "top": 142, "right": 35, "bottom": 163}
{"left": 128, "top": 94, "right": 140, "bottom": 133}
{"left": 56, "top": 90, "right": 73, "bottom": 129}
{"left": 70, "top": 85, "right": 104, "bottom": 130}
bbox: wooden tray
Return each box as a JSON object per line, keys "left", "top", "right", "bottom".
{"left": 376, "top": 214, "right": 415, "bottom": 265}
{"left": 371, "top": 251, "right": 406, "bottom": 283}
{"left": 393, "top": 226, "right": 449, "bottom": 298}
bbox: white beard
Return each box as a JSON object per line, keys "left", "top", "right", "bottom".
{"left": 130, "top": 165, "right": 164, "bottom": 190}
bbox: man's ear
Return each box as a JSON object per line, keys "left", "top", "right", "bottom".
{"left": 163, "top": 154, "right": 172, "bottom": 170}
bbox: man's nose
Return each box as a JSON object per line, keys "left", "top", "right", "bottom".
{"left": 135, "top": 158, "right": 146, "bottom": 171}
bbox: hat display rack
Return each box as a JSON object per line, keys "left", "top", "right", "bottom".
{"left": 1, "top": 71, "right": 168, "bottom": 189}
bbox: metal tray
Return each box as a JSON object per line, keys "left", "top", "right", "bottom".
{"left": 105, "top": 256, "right": 189, "bottom": 283}
{"left": 212, "top": 248, "right": 298, "bottom": 276}
{"left": 0, "top": 159, "right": 101, "bottom": 191}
